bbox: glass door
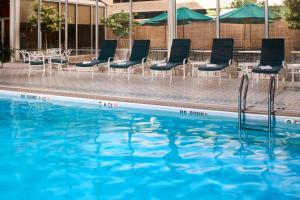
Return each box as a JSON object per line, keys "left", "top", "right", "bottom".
{"left": 0, "top": 19, "right": 3, "bottom": 46}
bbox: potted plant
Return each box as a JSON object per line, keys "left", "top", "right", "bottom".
{"left": 0, "top": 43, "right": 14, "bottom": 68}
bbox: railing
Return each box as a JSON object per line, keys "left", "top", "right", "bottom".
{"left": 238, "top": 73, "right": 276, "bottom": 133}
{"left": 268, "top": 75, "right": 276, "bottom": 132}
{"left": 238, "top": 73, "right": 249, "bottom": 130}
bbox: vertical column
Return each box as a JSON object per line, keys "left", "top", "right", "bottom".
{"left": 75, "top": 0, "right": 78, "bottom": 55}
{"left": 38, "top": 0, "right": 42, "bottom": 50}
{"left": 216, "top": 0, "right": 220, "bottom": 38}
{"left": 264, "top": 0, "right": 269, "bottom": 38}
{"left": 1, "top": 20, "right": 4, "bottom": 46}
{"left": 65, "top": 0, "right": 68, "bottom": 49}
{"left": 59, "top": 0, "right": 61, "bottom": 49}
{"left": 91, "top": 5, "right": 93, "bottom": 54}
{"left": 129, "top": 0, "right": 133, "bottom": 52}
{"left": 104, "top": 4, "right": 108, "bottom": 40}
{"left": 10, "top": 0, "right": 20, "bottom": 61}
{"left": 95, "top": 0, "right": 99, "bottom": 58}
{"left": 167, "top": 0, "right": 176, "bottom": 56}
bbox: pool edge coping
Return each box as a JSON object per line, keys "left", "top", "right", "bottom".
{"left": 0, "top": 85, "right": 299, "bottom": 123}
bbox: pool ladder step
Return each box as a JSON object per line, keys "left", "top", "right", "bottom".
{"left": 238, "top": 74, "right": 276, "bottom": 133}
{"left": 240, "top": 118, "right": 275, "bottom": 132}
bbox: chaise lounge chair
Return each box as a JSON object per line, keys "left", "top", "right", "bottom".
{"left": 149, "top": 39, "right": 191, "bottom": 84}
{"left": 76, "top": 40, "right": 117, "bottom": 79}
{"left": 109, "top": 40, "right": 150, "bottom": 81}
{"left": 252, "top": 38, "right": 285, "bottom": 88}
{"left": 197, "top": 38, "right": 234, "bottom": 86}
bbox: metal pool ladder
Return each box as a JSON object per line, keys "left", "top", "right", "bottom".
{"left": 238, "top": 74, "right": 276, "bottom": 133}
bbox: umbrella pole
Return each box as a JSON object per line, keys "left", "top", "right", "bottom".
{"left": 243, "top": 23, "right": 246, "bottom": 49}
{"left": 249, "top": 24, "right": 252, "bottom": 49}
{"left": 183, "top": 25, "right": 185, "bottom": 38}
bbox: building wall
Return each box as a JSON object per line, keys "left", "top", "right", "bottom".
{"left": 107, "top": 20, "right": 300, "bottom": 59}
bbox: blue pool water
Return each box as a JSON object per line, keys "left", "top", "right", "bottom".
{"left": 0, "top": 95, "right": 299, "bottom": 200}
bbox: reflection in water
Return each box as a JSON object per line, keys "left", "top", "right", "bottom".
{"left": 1, "top": 98, "right": 300, "bottom": 199}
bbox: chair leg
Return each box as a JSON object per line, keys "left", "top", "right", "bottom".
{"left": 28, "top": 66, "right": 31, "bottom": 77}
{"left": 127, "top": 68, "right": 130, "bottom": 82}
{"left": 183, "top": 65, "right": 186, "bottom": 79}
{"left": 251, "top": 73, "right": 254, "bottom": 88}
{"left": 108, "top": 64, "right": 110, "bottom": 76}
{"left": 170, "top": 69, "right": 173, "bottom": 84}
{"left": 151, "top": 71, "right": 154, "bottom": 81}
{"left": 142, "top": 63, "right": 145, "bottom": 77}
{"left": 219, "top": 72, "right": 221, "bottom": 87}
{"left": 92, "top": 67, "right": 94, "bottom": 80}
{"left": 197, "top": 71, "right": 200, "bottom": 85}
{"left": 77, "top": 68, "right": 80, "bottom": 79}
{"left": 42, "top": 65, "right": 46, "bottom": 77}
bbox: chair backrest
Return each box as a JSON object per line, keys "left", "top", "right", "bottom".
{"left": 20, "top": 50, "right": 30, "bottom": 63}
{"left": 210, "top": 38, "right": 234, "bottom": 64}
{"left": 98, "top": 40, "right": 117, "bottom": 61}
{"left": 29, "top": 51, "right": 45, "bottom": 64}
{"left": 62, "top": 49, "right": 72, "bottom": 61}
{"left": 260, "top": 38, "right": 285, "bottom": 66}
{"left": 129, "top": 40, "right": 150, "bottom": 62}
{"left": 169, "top": 39, "right": 191, "bottom": 63}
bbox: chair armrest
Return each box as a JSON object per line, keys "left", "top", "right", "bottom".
{"left": 183, "top": 58, "right": 188, "bottom": 65}
{"left": 256, "top": 60, "right": 260, "bottom": 65}
{"left": 108, "top": 57, "right": 114, "bottom": 62}
{"left": 282, "top": 60, "right": 286, "bottom": 68}
{"left": 228, "top": 59, "right": 233, "bottom": 66}
{"left": 142, "top": 58, "right": 147, "bottom": 64}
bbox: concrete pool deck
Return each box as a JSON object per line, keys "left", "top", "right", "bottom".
{"left": 0, "top": 63, "right": 299, "bottom": 117}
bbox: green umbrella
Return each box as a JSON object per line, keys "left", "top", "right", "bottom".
{"left": 220, "top": 3, "right": 274, "bottom": 48}
{"left": 220, "top": 3, "right": 273, "bottom": 24}
{"left": 141, "top": 7, "right": 212, "bottom": 37}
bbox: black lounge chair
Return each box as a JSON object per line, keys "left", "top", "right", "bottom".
{"left": 110, "top": 40, "right": 150, "bottom": 81}
{"left": 76, "top": 40, "right": 117, "bottom": 79}
{"left": 150, "top": 39, "right": 191, "bottom": 84}
{"left": 197, "top": 38, "right": 234, "bottom": 86}
{"left": 252, "top": 39, "right": 285, "bottom": 88}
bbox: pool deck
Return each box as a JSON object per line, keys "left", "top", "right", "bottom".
{"left": 0, "top": 63, "right": 300, "bottom": 117}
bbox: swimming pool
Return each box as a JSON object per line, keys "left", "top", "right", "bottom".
{"left": 0, "top": 92, "right": 299, "bottom": 200}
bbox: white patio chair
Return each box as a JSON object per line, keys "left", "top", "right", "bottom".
{"left": 20, "top": 50, "right": 30, "bottom": 64}
{"left": 28, "top": 51, "right": 46, "bottom": 77}
{"left": 51, "top": 49, "right": 72, "bottom": 73}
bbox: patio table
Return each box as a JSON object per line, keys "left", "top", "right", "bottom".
{"left": 44, "top": 53, "right": 63, "bottom": 75}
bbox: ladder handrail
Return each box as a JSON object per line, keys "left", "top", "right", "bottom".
{"left": 238, "top": 74, "right": 249, "bottom": 130}
{"left": 268, "top": 75, "right": 276, "bottom": 132}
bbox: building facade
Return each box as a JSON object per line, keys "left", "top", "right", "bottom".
{"left": 4, "top": 0, "right": 109, "bottom": 55}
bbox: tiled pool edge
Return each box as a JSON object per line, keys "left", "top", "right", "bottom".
{"left": 0, "top": 85, "right": 299, "bottom": 125}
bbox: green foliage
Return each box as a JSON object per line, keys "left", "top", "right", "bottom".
{"left": 100, "top": 11, "right": 139, "bottom": 37}
{"left": 283, "top": 0, "right": 300, "bottom": 30}
{"left": 270, "top": 5, "right": 285, "bottom": 20}
{"left": 28, "top": 3, "right": 67, "bottom": 48}
{"left": 0, "top": 43, "right": 14, "bottom": 65}
{"left": 231, "top": 0, "right": 263, "bottom": 8}
{"left": 28, "top": 3, "right": 65, "bottom": 33}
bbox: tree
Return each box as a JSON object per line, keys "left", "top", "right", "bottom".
{"left": 231, "top": 0, "right": 262, "bottom": 8}
{"left": 283, "top": 0, "right": 300, "bottom": 30}
{"left": 100, "top": 11, "right": 139, "bottom": 38}
{"left": 28, "top": 3, "right": 65, "bottom": 49}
